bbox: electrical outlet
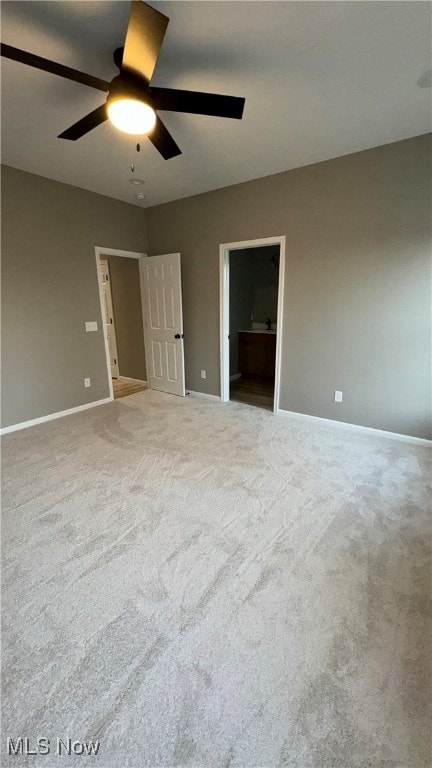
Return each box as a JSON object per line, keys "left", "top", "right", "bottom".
{"left": 84, "top": 378, "right": 91, "bottom": 388}
{"left": 334, "top": 390, "right": 343, "bottom": 403}
{"left": 200, "top": 370, "right": 206, "bottom": 379}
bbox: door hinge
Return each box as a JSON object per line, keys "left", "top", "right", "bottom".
{"left": 110, "top": 318, "right": 113, "bottom": 324}
{"left": 114, "top": 359, "right": 117, "bottom": 365}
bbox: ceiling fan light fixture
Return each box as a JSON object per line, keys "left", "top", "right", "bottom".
{"left": 2, "top": 1, "right": 245, "bottom": 158}
{"left": 107, "top": 98, "right": 156, "bottom": 135}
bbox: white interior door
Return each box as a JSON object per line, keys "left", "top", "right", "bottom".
{"left": 140, "top": 253, "right": 185, "bottom": 396}
{"left": 99, "top": 259, "right": 119, "bottom": 379}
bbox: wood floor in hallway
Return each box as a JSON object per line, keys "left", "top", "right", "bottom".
{"left": 113, "top": 377, "right": 147, "bottom": 399}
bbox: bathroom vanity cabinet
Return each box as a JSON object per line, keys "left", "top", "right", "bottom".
{"left": 238, "top": 331, "right": 276, "bottom": 379}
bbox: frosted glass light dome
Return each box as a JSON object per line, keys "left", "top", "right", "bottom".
{"left": 107, "top": 98, "right": 156, "bottom": 135}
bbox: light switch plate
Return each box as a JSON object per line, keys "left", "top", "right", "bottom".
{"left": 85, "top": 321, "right": 98, "bottom": 332}
{"left": 334, "top": 390, "right": 343, "bottom": 403}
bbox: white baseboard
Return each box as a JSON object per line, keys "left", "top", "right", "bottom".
{"left": 0, "top": 397, "right": 113, "bottom": 435}
{"left": 277, "top": 408, "right": 431, "bottom": 447}
{"left": 117, "top": 377, "right": 147, "bottom": 385}
{"left": 230, "top": 373, "right": 242, "bottom": 381}
{"left": 186, "top": 390, "right": 221, "bottom": 402}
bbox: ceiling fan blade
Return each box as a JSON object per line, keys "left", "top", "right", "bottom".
{"left": 150, "top": 88, "right": 245, "bottom": 119}
{"left": 58, "top": 104, "right": 108, "bottom": 140}
{"left": 148, "top": 116, "right": 181, "bottom": 160}
{"left": 122, "top": 1, "right": 169, "bottom": 85}
{"left": 1, "top": 43, "right": 110, "bottom": 92}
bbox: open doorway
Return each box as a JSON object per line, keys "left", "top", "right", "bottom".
{"left": 96, "top": 248, "right": 148, "bottom": 400}
{"left": 220, "top": 236, "right": 286, "bottom": 412}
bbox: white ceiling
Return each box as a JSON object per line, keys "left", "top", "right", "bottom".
{"left": 1, "top": 1, "right": 431, "bottom": 208}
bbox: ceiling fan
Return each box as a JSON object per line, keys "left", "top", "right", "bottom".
{"left": 0, "top": 1, "right": 246, "bottom": 159}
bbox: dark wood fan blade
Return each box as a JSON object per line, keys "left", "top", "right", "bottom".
{"left": 1, "top": 43, "right": 110, "bottom": 92}
{"left": 58, "top": 104, "right": 108, "bottom": 140}
{"left": 122, "top": 1, "right": 169, "bottom": 85}
{"left": 150, "top": 88, "right": 245, "bottom": 119}
{"left": 148, "top": 116, "right": 181, "bottom": 160}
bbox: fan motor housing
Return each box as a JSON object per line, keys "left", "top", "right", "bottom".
{"left": 107, "top": 74, "right": 153, "bottom": 108}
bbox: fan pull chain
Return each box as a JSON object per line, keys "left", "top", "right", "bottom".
{"left": 128, "top": 137, "right": 142, "bottom": 174}
{"left": 129, "top": 135, "right": 134, "bottom": 172}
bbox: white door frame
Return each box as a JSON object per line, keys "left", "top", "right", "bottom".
{"left": 95, "top": 246, "right": 147, "bottom": 401}
{"left": 219, "top": 235, "right": 286, "bottom": 413}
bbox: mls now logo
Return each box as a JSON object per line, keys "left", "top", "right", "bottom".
{"left": 6, "top": 737, "right": 101, "bottom": 756}
{"left": 7, "top": 738, "right": 50, "bottom": 756}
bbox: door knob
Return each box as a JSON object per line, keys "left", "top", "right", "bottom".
{"left": 174, "top": 333, "right": 184, "bottom": 339}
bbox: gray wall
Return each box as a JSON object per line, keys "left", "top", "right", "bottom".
{"left": 229, "top": 250, "right": 254, "bottom": 376}
{"left": 229, "top": 246, "right": 280, "bottom": 376}
{"left": 252, "top": 246, "right": 279, "bottom": 324}
{"left": 147, "top": 135, "right": 432, "bottom": 439}
{"left": 105, "top": 256, "right": 146, "bottom": 381}
{"left": 1, "top": 165, "right": 147, "bottom": 428}
{"left": 3, "top": 135, "right": 431, "bottom": 439}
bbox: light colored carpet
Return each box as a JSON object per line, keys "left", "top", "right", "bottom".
{"left": 1, "top": 390, "right": 431, "bottom": 768}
